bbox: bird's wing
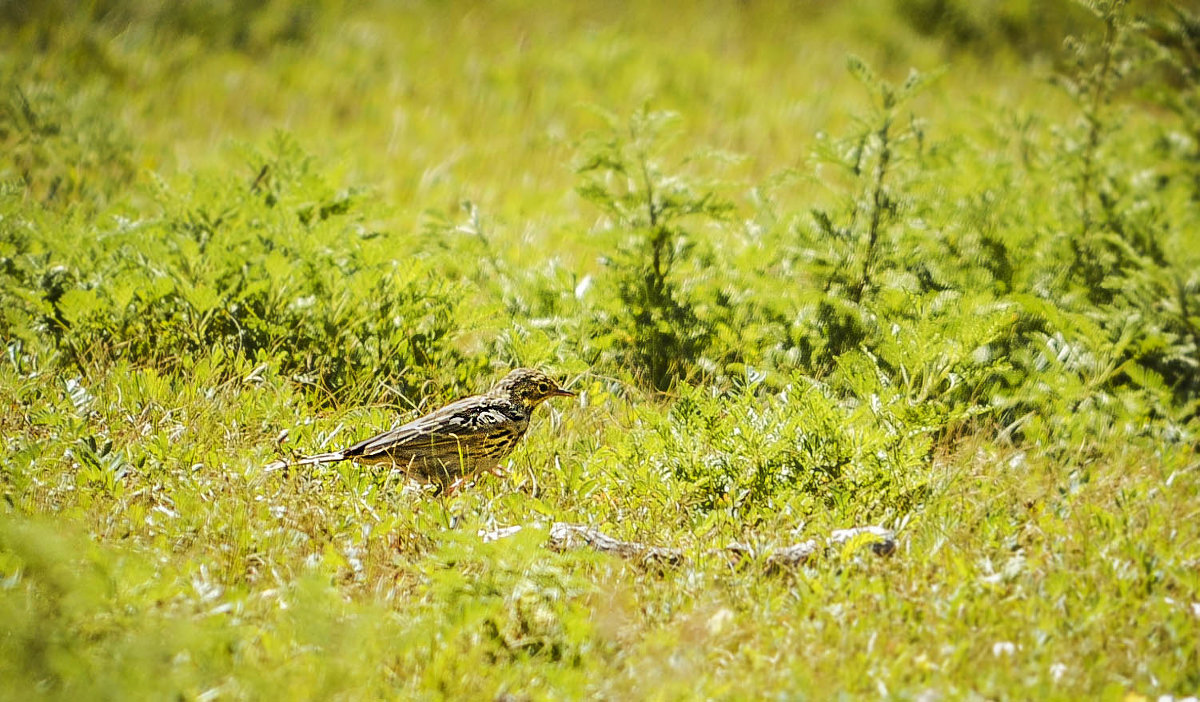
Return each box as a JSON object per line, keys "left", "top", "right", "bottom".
{"left": 341, "top": 396, "right": 520, "bottom": 463}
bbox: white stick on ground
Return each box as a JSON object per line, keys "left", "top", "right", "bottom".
{"left": 478, "top": 522, "right": 897, "bottom": 569}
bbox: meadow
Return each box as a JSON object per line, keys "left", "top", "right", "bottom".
{"left": 1, "top": 0, "right": 1198, "bottom": 698}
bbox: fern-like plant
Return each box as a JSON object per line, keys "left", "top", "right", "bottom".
{"left": 575, "top": 107, "right": 733, "bottom": 391}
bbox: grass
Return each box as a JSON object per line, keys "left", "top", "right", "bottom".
{"left": 2, "top": 0, "right": 1199, "bottom": 698}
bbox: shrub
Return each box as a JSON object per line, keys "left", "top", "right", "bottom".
{"left": 575, "top": 107, "right": 736, "bottom": 391}
{"left": 27, "top": 137, "right": 483, "bottom": 405}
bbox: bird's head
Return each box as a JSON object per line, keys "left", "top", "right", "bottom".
{"left": 492, "top": 368, "right": 575, "bottom": 410}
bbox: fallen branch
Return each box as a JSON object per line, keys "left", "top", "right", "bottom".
{"left": 479, "top": 522, "right": 896, "bottom": 569}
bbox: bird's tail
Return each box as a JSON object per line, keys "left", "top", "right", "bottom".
{"left": 264, "top": 451, "right": 346, "bottom": 472}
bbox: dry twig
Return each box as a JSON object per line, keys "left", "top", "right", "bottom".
{"left": 479, "top": 522, "right": 896, "bottom": 569}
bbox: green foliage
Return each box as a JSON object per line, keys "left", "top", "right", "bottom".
{"left": 797, "top": 58, "right": 940, "bottom": 369}
{"left": 1056, "top": 0, "right": 1147, "bottom": 296}
{"left": 11, "top": 137, "right": 482, "bottom": 405}
{"left": 1, "top": 0, "right": 340, "bottom": 56}
{"left": 626, "top": 372, "right": 936, "bottom": 521}
{"left": 1, "top": 0, "right": 1199, "bottom": 698}
{"left": 0, "top": 76, "right": 136, "bottom": 211}
{"left": 894, "top": 0, "right": 1095, "bottom": 57}
{"left": 576, "top": 107, "right": 736, "bottom": 391}
{"left": 1037, "top": 0, "right": 1200, "bottom": 419}
{"left": 1139, "top": 4, "right": 1200, "bottom": 406}
{"left": 415, "top": 531, "right": 598, "bottom": 668}
{"left": 1145, "top": 4, "right": 1200, "bottom": 195}
{"left": 0, "top": 514, "right": 598, "bottom": 699}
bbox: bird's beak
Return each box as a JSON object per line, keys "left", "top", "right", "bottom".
{"left": 552, "top": 387, "right": 576, "bottom": 398}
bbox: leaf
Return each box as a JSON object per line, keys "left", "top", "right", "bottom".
{"left": 55, "top": 288, "right": 103, "bottom": 325}
{"left": 846, "top": 55, "right": 878, "bottom": 90}
{"left": 182, "top": 284, "right": 221, "bottom": 315}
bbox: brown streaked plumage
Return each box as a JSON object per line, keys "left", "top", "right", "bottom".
{"left": 274, "top": 368, "right": 574, "bottom": 485}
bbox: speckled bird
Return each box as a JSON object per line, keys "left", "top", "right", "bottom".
{"left": 276, "top": 368, "right": 575, "bottom": 485}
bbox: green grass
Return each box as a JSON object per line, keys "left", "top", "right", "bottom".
{"left": 2, "top": 0, "right": 1199, "bottom": 698}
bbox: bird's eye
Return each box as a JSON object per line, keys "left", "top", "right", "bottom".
{"left": 537, "top": 381, "right": 550, "bottom": 394}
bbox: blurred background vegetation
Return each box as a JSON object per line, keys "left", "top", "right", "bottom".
{"left": 1, "top": 0, "right": 1198, "bottom": 698}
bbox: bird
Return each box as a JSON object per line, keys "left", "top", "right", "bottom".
{"left": 269, "top": 368, "right": 575, "bottom": 488}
